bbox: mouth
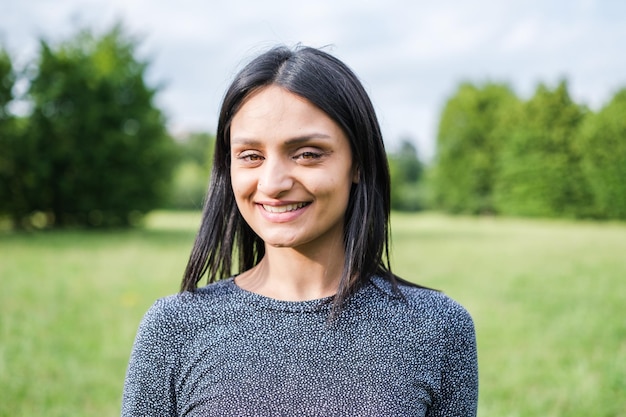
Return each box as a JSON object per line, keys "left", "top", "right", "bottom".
{"left": 261, "top": 202, "right": 310, "bottom": 213}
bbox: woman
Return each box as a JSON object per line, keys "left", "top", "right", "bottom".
{"left": 122, "top": 45, "right": 478, "bottom": 416}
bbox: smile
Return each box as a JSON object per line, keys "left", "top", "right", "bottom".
{"left": 262, "top": 202, "right": 309, "bottom": 213}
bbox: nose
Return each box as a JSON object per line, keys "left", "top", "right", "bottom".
{"left": 257, "top": 156, "right": 294, "bottom": 197}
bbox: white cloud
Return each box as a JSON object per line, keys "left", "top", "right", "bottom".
{"left": 2, "top": 0, "right": 626, "bottom": 159}
{"left": 501, "top": 18, "right": 540, "bottom": 51}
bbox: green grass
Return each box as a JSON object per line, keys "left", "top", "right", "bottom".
{"left": 391, "top": 213, "right": 626, "bottom": 417}
{"left": 1, "top": 211, "right": 624, "bottom": 416}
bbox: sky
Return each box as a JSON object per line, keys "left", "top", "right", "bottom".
{"left": 2, "top": 0, "right": 626, "bottom": 159}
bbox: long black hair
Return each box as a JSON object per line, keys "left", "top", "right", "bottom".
{"left": 181, "top": 45, "right": 401, "bottom": 309}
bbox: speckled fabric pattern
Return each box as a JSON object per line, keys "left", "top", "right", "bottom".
{"left": 121, "top": 276, "right": 478, "bottom": 416}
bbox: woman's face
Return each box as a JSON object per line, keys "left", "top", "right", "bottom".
{"left": 230, "top": 85, "right": 357, "bottom": 253}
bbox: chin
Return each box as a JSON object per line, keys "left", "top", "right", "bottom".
{"left": 264, "top": 239, "right": 298, "bottom": 248}
{"left": 260, "top": 235, "right": 297, "bottom": 248}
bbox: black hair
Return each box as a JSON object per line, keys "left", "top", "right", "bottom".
{"left": 181, "top": 45, "right": 403, "bottom": 310}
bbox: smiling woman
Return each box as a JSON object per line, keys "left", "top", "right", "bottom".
{"left": 121, "top": 45, "right": 478, "bottom": 417}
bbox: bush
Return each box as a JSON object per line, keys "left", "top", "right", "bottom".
{"left": 167, "top": 162, "right": 209, "bottom": 210}
{"left": 165, "top": 132, "right": 214, "bottom": 210}
{"left": 577, "top": 89, "right": 626, "bottom": 219}
{"left": 389, "top": 140, "right": 426, "bottom": 211}
{"left": 494, "top": 81, "right": 592, "bottom": 218}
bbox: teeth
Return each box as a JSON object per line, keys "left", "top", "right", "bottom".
{"left": 262, "top": 202, "right": 308, "bottom": 213}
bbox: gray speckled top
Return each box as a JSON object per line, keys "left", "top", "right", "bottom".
{"left": 121, "top": 276, "right": 478, "bottom": 416}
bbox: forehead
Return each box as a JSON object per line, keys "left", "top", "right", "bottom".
{"left": 234, "top": 86, "right": 318, "bottom": 122}
{"left": 230, "top": 85, "right": 346, "bottom": 144}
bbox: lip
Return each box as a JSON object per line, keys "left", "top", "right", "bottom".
{"left": 256, "top": 201, "right": 311, "bottom": 223}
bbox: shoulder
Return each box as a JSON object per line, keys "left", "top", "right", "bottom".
{"left": 137, "top": 279, "right": 235, "bottom": 336}
{"left": 403, "top": 282, "right": 472, "bottom": 321}
{"left": 369, "top": 276, "right": 474, "bottom": 328}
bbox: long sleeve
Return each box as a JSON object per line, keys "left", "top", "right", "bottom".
{"left": 121, "top": 299, "right": 179, "bottom": 417}
{"left": 428, "top": 304, "right": 479, "bottom": 417}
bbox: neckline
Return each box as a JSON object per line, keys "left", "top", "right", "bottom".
{"left": 225, "top": 277, "right": 337, "bottom": 313}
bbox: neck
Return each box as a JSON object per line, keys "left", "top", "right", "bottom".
{"left": 235, "top": 242, "right": 345, "bottom": 301}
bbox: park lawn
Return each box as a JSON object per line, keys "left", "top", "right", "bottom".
{"left": 390, "top": 212, "right": 626, "bottom": 417}
{"left": 0, "top": 211, "right": 624, "bottom": 417}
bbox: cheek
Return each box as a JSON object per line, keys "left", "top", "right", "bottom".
{"left": 311, "top": 176, "right": 352, "bottom": 203}
{"left": 307, "top": 177, "right": 337, "bottom": 196}
{"left": 231, "top": 182, "right": 253, "bottom": 218}
{"left": 230, "top": 172, "right": 254, "bottom": 196}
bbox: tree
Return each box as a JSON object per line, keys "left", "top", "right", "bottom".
{"left": 577, "top": 89, "right": 626, "bottom": 219}
{"left": 493, "top": 80, "right": 592, "bottom": 218}
{"left": 0, "top": 48, "right": 13, "bottom": 118}
{"left": 167, "top": 132, "right": 215, "bottom": 210}
{"left": 388, "top": 139, "right": 425, "bottom": 211}
{"left": 0, "top": 47, "right": 23, "bottom": 225}
{"left": 9, "top": 25, "right": 177, "bottom": 228}
{"left": 433, "top": 82, "right": 520, "bottom": 214}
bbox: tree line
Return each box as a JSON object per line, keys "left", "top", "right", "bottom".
{"left": 1, "top": 25, "right": 624, "bottom": 229}
{"left": 432, "top": 81, "right": 626, "bottom": 220}
{"left": 0, "top": 25, "right": 427, "bottom": 229}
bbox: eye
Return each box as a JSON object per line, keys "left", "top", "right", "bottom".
{"left": 236, "top": 151, "right": 264, "bottom": 165}
{"left": 293, "top": 149, "right": 328, "bottom": 164}
{"left": 296, "top": 151, "right": 323, "bottom": 160}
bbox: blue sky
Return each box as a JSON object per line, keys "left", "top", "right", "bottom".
{"left": 2, "top": 0, "right": 625, "bottom": 159}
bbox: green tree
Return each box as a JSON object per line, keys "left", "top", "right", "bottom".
{"left": 0, "top": 47, "right": 23, "bottom": 225}
{"left": 0, "top": 48, "right": 13, "bottom": 118}
{"left": 11, "top": 25, "right": 177, "bottom": 228}
{"left": 167, "top": 132, "right": 215, "bottom": 210}
{"left": 577, "top": 89, "right": 626, "bottom": 219}
{"left": 494, "top": 80, "right": 591, "bottom": 218}
{"left": 178, "top": 131, "right": 214, "bottom": 167}
{"left": 433, "top": 82, "right": 520, "bottom": 214}
{"left": 388, "top": 139, "right": 425, "bottom": 211}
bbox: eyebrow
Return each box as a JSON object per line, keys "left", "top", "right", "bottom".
{"left": 231, "top": 133, "right": 333, "bottom": 146}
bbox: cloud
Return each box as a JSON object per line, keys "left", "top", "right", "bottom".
{"left": 2, "top": 0, "right": 626, "bottom": 159}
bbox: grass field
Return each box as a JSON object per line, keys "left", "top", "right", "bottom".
{"left": 1, "top": 211, "right": 624, "bottom": 416}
